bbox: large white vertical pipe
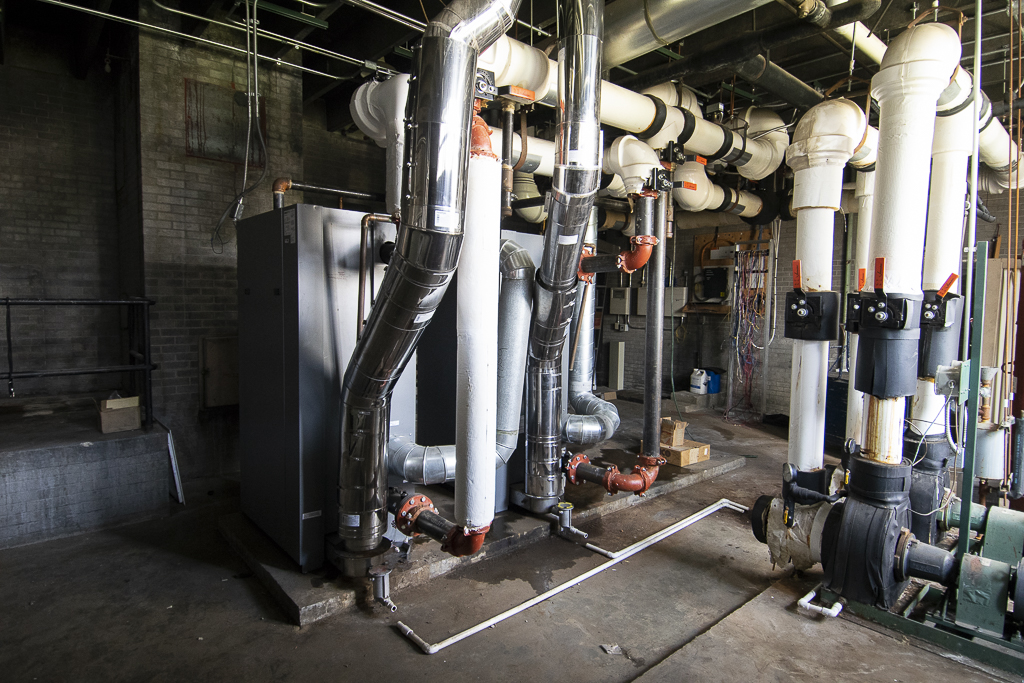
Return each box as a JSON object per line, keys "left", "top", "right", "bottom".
{"left": 786, "top": 99, "right": 867, "bottom": 471}
{"left": 824, "top": 0, "right": 889, "bottom": 65}
{"left": 845, "top": 169, "right": 875, "bottom": 445}
{"left": 861, "top": 23, "right": 961, "bottom": 465}
{"left": 909, "top": 77, "right": 974, "bottom": 438}
{"left": 456, "top": 149, "right": 502, "bottom": 530}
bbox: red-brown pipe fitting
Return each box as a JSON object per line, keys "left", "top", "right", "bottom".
{"left": 603, "top": 464, "right": 661, "bottom": 495}
{"left": 471, "top": 103, "right": 497, "bottom": 160}
{"left": 393, "top": 494, "right": 438, "bottom": 536}
{"left": 441, "top": 525, "right": 490, "bottom": 557}
{"left": 619, "top": 235, "right": 659, "bottom": 274}
{"left": 577, "top": 244, "right": 596, "bottom": 283}
{"left": 272, "top": 177, "right": 292, "bottom": 195}
{"left": 565, "top": 452, "right": 590, "bottom": 485}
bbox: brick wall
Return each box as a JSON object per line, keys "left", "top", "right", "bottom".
{"left": 134, "top": 13, "right": 304, "bottom": 479}
{"left": 0, "top": 27, "right": 122, "bottom": 397}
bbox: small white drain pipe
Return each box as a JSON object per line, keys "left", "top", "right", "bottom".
{"left": 396, "top": 499, "right": 748, "bottom": 654}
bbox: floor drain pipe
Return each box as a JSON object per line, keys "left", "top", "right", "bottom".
{"left": 333, "top": 0, "right": 519, "bottom": 572}
{"left": 514, "top": 0, "right": 603, "bottom": 514}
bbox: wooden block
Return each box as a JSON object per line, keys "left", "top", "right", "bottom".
{"left": 659, "top": 418, "right": 688, "bottom": 447}
{"left": 602, "top": 391, "right": 617, "bottom": 400}
{"left": 97, "top": 404, "right": 142, "bottom": 434}
{"left": 660, "top": 440, "right": 710, "bottom": 468}
{"left": 99, "top": 395, "right": 139, "bottom": 411}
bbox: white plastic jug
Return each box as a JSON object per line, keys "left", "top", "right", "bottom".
{"left": 690, "top": 369, "right": 709, "bottom": 395}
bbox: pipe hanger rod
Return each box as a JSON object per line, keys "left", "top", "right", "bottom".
{"left": 396, "top": 499, "right": 748, "bottom": 654}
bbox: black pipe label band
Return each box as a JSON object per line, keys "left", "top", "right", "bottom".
{"left": 720, "top": 134, "right": 749, "bottom": 166}
{"left": 709, "top": 188, "right": 735, "bottom": 213}
{"left": 856, "top": 163, "right": 876, "bottom": 173}
{"left": 637, "top": 95, "right": 668, "bottom": 141}
{"left": 519, "top": 153, "right": 542, "bottom": 174}
{"left": 936, "top": 93, "right": 974, "bottom": 118}
{"left": 705, "top": 127, "right": 736, "bottom": 162}
{"left": 677, "top": 108, "right": 697, "bottom": 146}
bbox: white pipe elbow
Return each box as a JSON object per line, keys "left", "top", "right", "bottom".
{"left": 873, "top": 22, "right": 961, "bottom": 102}
{"left": 605, "top": 136, "right": 661, "bottom": 194}
{"left": 512, "top": 172, "right": 548, "bottom": 223}
{"left": 350, "top": 74, "right": 410, "bottom": 214}
{"left": 736, "top": 108, "right": 789, "bottom": 181}
{"left": 673, "top": 162, "right": 721, "bottom": 212}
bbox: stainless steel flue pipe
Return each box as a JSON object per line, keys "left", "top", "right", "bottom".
{"left": 337, "top": 0, "right": 520, "bottom": 557}
{"left": 518, "top": 0, "right": 604, "bottom": 513}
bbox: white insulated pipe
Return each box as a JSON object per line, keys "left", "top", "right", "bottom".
{"left": 785, "top": 98, "right": 868, "bottom": 471}
{"left": 863, "top": 22, "right": 962, "bottom": 465}
{"left": 845, "top": 169, "right": 874, "bottom": 445}
{"left": 673, "top": 161, "right": 763, "bottom": 218}
{"left": 455, "top": 152, "right": 502, "bottom": 530}
{"left": 479, "top": 35, "right": 788, "bottom": 176}
{"left": 349, "top": 74, "right": 409, "bottom": 214}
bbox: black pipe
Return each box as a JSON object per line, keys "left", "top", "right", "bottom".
{"left": 3, "top": 298, "right": 155, "bottom": 306}
{"left": 287, "top": 181, "right": 380, "bottom": 201}
{"left": 6, "top": 365, "right": 156, "bottom": 379}
{"left": 413, "top": 509, "right": 455, "bottom": 545}
{"left": 641, "top": 193, "right": 667, "bottom": 459}
{"left": 510, "top": 196, "right": 546, "bottom": 210}
{"left": 991, "top": 98, "right": 1024, "bottom": 118}
{"left": 501, "top": 104, "right": 515, "bottom": 217}
{"left": 733, "top": 55, "right": 823, "bottom": 112}
{"left": 620, "top": 0, "right": 881, "bottom": 92}
{"left": 1012, "top": 412, "right": 1024, "bottom": 499}
{"left": 576, "top": 462, "right": 608, "bottom": 485}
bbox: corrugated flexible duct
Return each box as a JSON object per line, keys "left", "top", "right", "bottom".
{"left": 336, "top": 0, "right": 520, "bottom": 558}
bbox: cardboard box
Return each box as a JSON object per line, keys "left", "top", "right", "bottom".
{"left": 660, "top": 418, "right": 688, "bottom": 447}
{"left": 661, "top": 440, "right": 710, "bottom": 468}
{"left": 602, "top": 391, "right": 617, "bottom": 401}
{"left": 97, "top": 397, "right": 142, "bottom": 434}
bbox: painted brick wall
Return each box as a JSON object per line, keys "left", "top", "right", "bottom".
{"left": 135, "top": 13, "right": 304, "bottom": 479}
{"left": 0, "top": 28, "right": 122, "bottom": 397}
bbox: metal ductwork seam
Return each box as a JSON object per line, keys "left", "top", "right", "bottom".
{"left": 336, "top": 0, "right": 520, "bottom": 558}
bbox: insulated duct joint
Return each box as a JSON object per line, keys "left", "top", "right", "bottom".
{"left": 783, "top": 290, "right": 839, "bottom": 341}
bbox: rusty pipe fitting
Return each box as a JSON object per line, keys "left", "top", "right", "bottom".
{"left": 392, "top": 493, "right": 439, "bottom": 536}
{"left": 441, "top": 525, "right": 490, "bottom": 557}
{"left": 471, "top": 103, "right": 497, "bottom": 160}
{"left": 566, "top": 453, "right": 663, "bottom": 495}
{"left": 619, "top": 235, "right": 659, "bottom": 274}
{"left": 272, "top": 178, "right": 293, "bottom": 208}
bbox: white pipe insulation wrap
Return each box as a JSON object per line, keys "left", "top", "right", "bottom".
{"left": 868, "top": 22, "right": 961, "bottom": 296}
{"left": 604, "top": 136, "right": 661, "bottom": 195}
{"left": 785, "top": 97, "right": 865, "bottom": 472}
{"left": 908, "top": 381, "right": 947, "bottom": 436}
{"left": 672, "top": 162, "right": 763, "bottom": 218}
{"left": 845, "top": 169, "right": 875, "bottom": 445}
{"left": 640, "top": 82, "right": 704, "bottom": 118}
{"left": 349, "top": 74, "right": 409, "bottom": 214}
{"left": 480, "top": 35, "right": 790, "bottom": 175}
{"left": 488, "top": 128, "right": 556, "bottom": 177}
{"left": 455, "top": 152, "right": 502, "bottom": 530}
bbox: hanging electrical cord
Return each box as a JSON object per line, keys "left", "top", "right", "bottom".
{"left": 211, "top": 0, "right": 269, "bottom": 252}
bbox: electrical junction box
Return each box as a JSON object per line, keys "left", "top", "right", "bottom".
{"left": 609, "top": 287, "right": 631, "bottom": 315}
{"left": 637, "top": 286, "right": 688, "bottom": 317}
{"left": 702, "top": 267, "right": 730, "bottom": 301}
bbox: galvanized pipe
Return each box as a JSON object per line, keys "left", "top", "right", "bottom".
{"left": 521, "top": 0, "right": 603, "bottom": 513}
{"left": 564, "top": 211, "right": 620, "bottom": 445}
{"left": 337, "top": 0, "right": 519, "bottom": 553}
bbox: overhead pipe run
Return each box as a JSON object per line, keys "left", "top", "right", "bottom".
{"left": 333, "top": 0, "right": 520, "bottom": 572}
{"left": 271, "top": 178, "right": 382, "bottom": 209}
{"left": 479, "top": 36, "right": 790, "bottom": 177}
{"left": 618, "top": 0, "right": 882, "bottom": 92}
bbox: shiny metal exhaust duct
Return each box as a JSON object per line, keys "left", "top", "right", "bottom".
{"left": 564, "top": 210, "right": 620, "bottom": 445}
{"left": 336, "top": 0, "right": 520, "bottom": 557}
{"left": 386, "top": 239, "right": 534, "bottom": 484}
{"left": 516, "top": 0, "right": 604, "bottom": 514}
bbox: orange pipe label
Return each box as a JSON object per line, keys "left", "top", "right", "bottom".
{"left": 792, "top": 260, "right": 802, "bottom": 290}
{"left": 696, "top": 156, "right": 707, "bottom": 165}
{"left": 858, "top": 268, "right": 866, "bottom": 291}
{"left": 874, "top": 257, "right": 885, "bottom": 290}
{"left": 682, "top": 181, "right": 697, "bottom": 190}
{"left": 937, "top": 272, "right": 958, "bottom": 298}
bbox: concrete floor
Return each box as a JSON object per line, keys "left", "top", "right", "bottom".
{"left": 0, "top": 404, "right": 1011, "bottom": 682}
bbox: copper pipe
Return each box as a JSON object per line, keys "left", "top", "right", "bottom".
{"left": 358, "top": 213, "right": 397, "bottom": 338}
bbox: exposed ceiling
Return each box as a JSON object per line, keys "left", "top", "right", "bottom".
{"left": 4, "top": 0, "right": 1020, "bottom": 132}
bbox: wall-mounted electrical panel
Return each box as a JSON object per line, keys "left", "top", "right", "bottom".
{"left": 608, "top": 287, "right": 631, "bottom": 315}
